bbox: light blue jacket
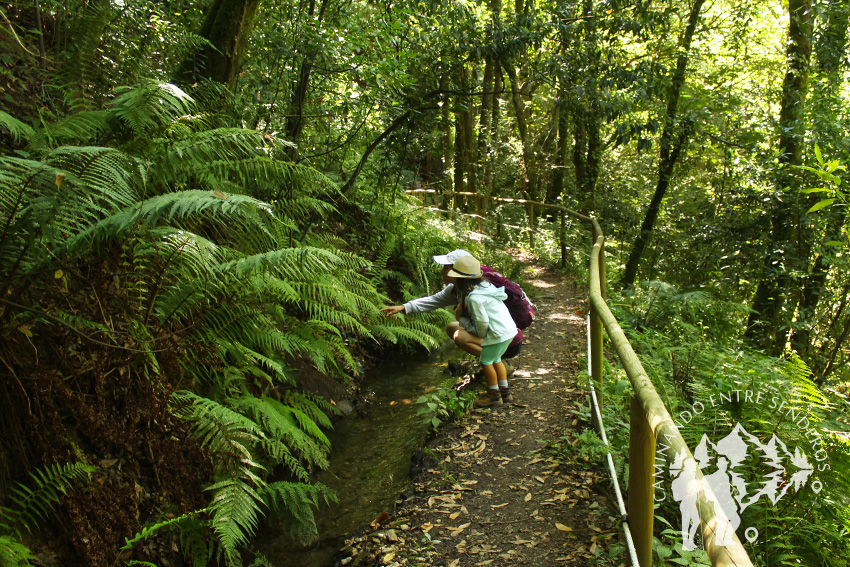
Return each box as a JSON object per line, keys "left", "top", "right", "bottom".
{"left": 459, "top": 282, "right": 517, "bottom": 346}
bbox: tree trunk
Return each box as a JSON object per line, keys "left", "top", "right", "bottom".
{"left": 453, "top": 77, "right": 468, "bottom": 196}
{"left": 501, "top": 57, "right": 536, "bottom": 199}
{"left": 478, "top": 56, "right": 496, "bottom": 197}
{"left": 620, "top": 0, "right": 706, "bottom": 288}
{"left": 569, "top": 0, "right": 602, "bottom": 216}
{"left": 572, "top": 108, "right": 601, "bottom": 215}
{"left": 547, "top": 96, "right": 569, "bottom": 206}
{"left": 341, "top": 111, "right": 412, "bottom": 194}
{"left": 284, "top": 0, "right": 330, "bottom": 159}
{"left": 745, "top": 0, "right": 814, "bottom": 353}
{"left": 175, "top": 0, "right": 262, "bottom": 87}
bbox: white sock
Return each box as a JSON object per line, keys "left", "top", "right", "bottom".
{"left": 498, "top": 380, "right": 509, "bottom": 388}
{"left": 488, "top": 385, "right": 499, "bottom": 391}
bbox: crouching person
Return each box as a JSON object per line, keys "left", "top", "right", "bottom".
{"left": 448, "top": 255, "right": 518, "bottom": 408}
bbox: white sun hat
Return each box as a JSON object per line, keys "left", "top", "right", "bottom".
{"left": 432, "top": 249, "right": 472, "bottom": 265}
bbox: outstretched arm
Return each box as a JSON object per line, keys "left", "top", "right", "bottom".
{"left": 380, "top": 305, "right": 405, "bottom": 317}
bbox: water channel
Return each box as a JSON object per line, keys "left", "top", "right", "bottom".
{"left": 256, "top": 342, "right": 462, "bottom": 566}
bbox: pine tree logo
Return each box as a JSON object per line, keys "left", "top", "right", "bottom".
{"left": 669, "top": 423, "right": 820, "bottom": 550}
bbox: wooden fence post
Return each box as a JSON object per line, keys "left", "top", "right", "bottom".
{"left": 599, "top": 238, "right": 607, "bottom": 300}
{"left": 628, "top": 396, "right": 656, "bottom": 567}
{"left": 559, "top": 210, "right": 566, "bottom": 268}
{"left": 590, "top": 304, "right": 603, "bottom": 429}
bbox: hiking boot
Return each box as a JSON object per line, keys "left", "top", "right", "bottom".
{"left": 474, "top": 389, "right": 503, "bottom": 408}
{"left": 499, "top": 386, "right": 514, "bottom": 404}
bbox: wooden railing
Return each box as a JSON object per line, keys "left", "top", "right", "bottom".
{"left": 406, "top": 189, "right": 755, "bottom": 567}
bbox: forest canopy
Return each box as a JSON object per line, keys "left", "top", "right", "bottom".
{"left": 1, "top": 0, "right": 849, "bottom": 565}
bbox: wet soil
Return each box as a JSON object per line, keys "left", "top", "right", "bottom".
{"left": 336, "top": 262, "right": 624, "bottom": 566}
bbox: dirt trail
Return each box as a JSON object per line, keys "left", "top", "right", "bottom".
{"left": 337, "top": 263, "right": 622, "bottom": 566}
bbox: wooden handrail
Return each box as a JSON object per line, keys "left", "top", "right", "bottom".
{"left": 588, "top": 236, "right": 754, "bottom": 567}
{"left": 410, "top": 189, "right": 754, "bottom": 567}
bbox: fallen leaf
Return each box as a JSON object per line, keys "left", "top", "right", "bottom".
{"left": 555, "top": 523, "right": 573, "bottom": 532}
{"left": 524, "top": 493, "right": 533, "bottom": 502}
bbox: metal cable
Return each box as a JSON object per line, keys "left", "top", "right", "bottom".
{"left": 585, "top": 315, "right": 642, "bottom": 567}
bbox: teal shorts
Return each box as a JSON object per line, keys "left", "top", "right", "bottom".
{"left": 480, "top": 338, "right": 513, "bottom": 365}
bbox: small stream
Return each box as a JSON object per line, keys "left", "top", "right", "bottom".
{"left": 256, "top": 342, "right": 462, "bottom": 567}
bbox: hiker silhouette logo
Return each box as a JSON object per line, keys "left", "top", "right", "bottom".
{"left": 656, "top": 387, "right": 830, "bottom": 555}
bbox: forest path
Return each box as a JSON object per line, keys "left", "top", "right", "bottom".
{"left": 338, "top": 261, "right": 623, "bottom": 566}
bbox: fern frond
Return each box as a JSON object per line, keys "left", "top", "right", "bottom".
{"left": 30, "top": 111, "right": 111, "bottom": 149}
{"left": 0, "top": 535, "right": 35, "bottom": 567}
{"left": 121, "top": 510, "right": 206, "bottom": 551}
{"left": 0, "top": 111, "right": 34, "bottom": 145}
{"left": 110, "top": 82, "right": 195, "bottom": 137}
{"left": 261, "top": 481, "right": 336, "bottom": 545}
{"left": 207, "top": 478, "right": 265, "bottom": 556}
{"left": 171, "top": 391, "right": 264, "bottom": 476}
{"left": 369, "top": 236, "right": 395, "bottom": 288}
{"left": 60, "top": 190, "right": 273, "bottom": 254}
{"left": 5, "top": 462, "right": 96, "bottom": 535}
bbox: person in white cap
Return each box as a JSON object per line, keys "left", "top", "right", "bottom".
{"left": 380, "top": 249, "right": 486, "bottom": 357}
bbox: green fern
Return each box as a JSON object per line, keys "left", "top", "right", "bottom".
{"left": 1, "top": 86, "right": 453, "bottom": 567}
{"left": 172, "top": 391, "right": 336, "bottom": 563}
{"left": 0, "top": 112, "right": 34, "bottom": 145}
{"left": 4, "top": 462, "right": 96, "bottom": 536}
{"left": 0, "top": 534, "right": 34, "bottom": 567}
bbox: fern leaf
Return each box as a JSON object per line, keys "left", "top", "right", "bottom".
{"left": 0, "top": 111, "right": 34, "bottom": 144}
{"left": 5, "top": 462, "right": 96, "bottom": 535}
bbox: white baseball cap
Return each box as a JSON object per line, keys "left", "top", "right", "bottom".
{"left": 433, "top": 249, "right": 472, "bottom": 265}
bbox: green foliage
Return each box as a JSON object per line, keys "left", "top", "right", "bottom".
{"left": 606, "top": 283, "right": 850, "bottom": 566}
{"left": 0, "top": 537, "right": 34, "bottom": 567}
{"left": 3, "top": 462, "right": 96, "bottom": 536}
{"left": 0, "top": 462, "right": 95, "bottom": 567}
{"left": 652, "top": 527, "right": 712, "bottom": 567}
{"left": 545, "top": 429, "right": 610, "bottom": 464}
{"left": 172, "top": 391, "right": 336, "bottom": 562}
{"left": 0, "top": 84, "right": 448, "bottom": 564}
{"left": 416, "top": 377, "right": 474, "bottom": 431}
{"left": 0, "top": 112, "right": 34, "bottom": 145}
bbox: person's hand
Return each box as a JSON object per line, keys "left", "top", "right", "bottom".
{"left": 380, "top": 305, "right": 405, "bottom": 317}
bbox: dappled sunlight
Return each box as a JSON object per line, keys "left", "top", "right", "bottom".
{"left": 532, "top": 280, "right": 556, "bottom": 288}
{"left": 513, "top": 367, "right": 554, "bottom": 378}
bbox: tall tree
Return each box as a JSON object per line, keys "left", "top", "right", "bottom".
{"left": 745, "top": 0, "right": 815, "bottom": 353}
{"left": 620, "top": 0, "right": 706, "bottom": 288}
{"left": 175, "top": 0, "right": 261, "bottom": 87}
{"left": 788, "top": 0, "right": 849, "bottom": 357}
{"left": 284, "top": 0, "right": 332, "bottom": 159}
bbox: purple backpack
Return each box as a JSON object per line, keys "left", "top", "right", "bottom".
{"left": 482, "top": 266, "right": 536, "bottom": 330}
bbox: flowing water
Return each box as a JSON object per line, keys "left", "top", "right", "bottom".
{"left": 256, "top": 342, "right": 462, "bottom": 566}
